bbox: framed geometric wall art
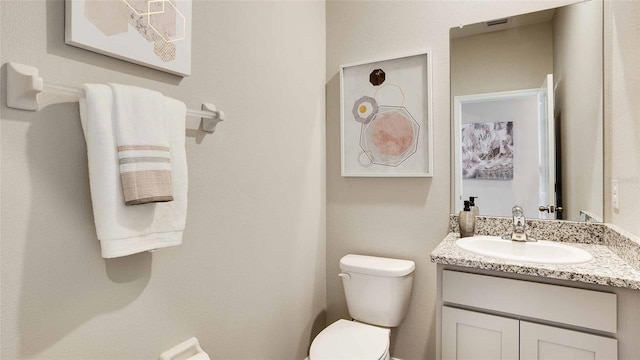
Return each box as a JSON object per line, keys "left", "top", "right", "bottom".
{"left": 65, "top": 0, "right": 192, "bottom": 76}
{"left": 340, "top": 51, "right": 433, "bottom": 177}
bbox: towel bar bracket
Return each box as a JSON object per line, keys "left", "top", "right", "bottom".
{"left": 201, "top": 103, "right": 224, "bottom": 133}
{"left": 7, "top": 62, "right": 43, "bottom": 111}
{"left": 5, "top": 62, "right": 225, "bottom": 134}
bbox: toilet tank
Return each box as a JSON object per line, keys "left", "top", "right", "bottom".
{"left": 339, "top": 254, "right": 415, "bottom": 327}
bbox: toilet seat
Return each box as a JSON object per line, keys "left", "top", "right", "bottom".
{"left": 309, "top": 319, "right": 390, "bottom": 360}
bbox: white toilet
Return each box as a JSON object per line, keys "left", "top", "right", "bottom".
{"left": 310, "top": 254, "right": 416, "bottom": 360}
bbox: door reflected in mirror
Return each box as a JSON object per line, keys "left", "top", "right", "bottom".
{"left": 450, "top": 1, "right": 603, "bottom": 222}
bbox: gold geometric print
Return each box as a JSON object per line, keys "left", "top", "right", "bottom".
{"left": 83, "top": 0, "right": 186, "bottom": 63}
{"left": 154, "top": 39, "right": 177, "bottom": 62}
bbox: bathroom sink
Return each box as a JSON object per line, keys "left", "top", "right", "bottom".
{"left": 455, "top": 236, "right": 593, "bottom": 265}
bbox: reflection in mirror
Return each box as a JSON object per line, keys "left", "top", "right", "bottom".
{"left": 450, "top": 1, "right": 603, "bottom": 222}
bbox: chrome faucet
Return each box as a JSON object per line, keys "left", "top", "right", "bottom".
{"left": 508, "top": 205, "right": 536, "bottom": 242}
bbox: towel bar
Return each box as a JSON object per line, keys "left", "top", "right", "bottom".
{"left": 5, "top": 62, "right": 224, "bottom": 133}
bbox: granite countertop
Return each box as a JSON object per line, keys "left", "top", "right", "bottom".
{"left": 431, "top": 232, "right": 640, "bottom": 290}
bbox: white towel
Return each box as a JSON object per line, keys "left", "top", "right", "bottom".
{"left": 79, "top": 84, "right": 188, "bottom": 258}
{"left": 111, "top": 83, "right": 174, "bottom": 205}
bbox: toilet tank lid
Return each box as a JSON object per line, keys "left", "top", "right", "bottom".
{"left": 340, "top": 254, "right": 415, "bottom": 277}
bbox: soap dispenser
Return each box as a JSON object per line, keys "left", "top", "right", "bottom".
{"left": 469, "top": 196, "right": 479, "bottom": 217}
{"left": 458, "top": 200, "right": 475, "bottom": 238}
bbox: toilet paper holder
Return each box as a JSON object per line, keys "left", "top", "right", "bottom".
{"left": 159, "top": 337, "right": 210, "bottom": 360}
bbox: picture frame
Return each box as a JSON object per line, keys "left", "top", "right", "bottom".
{"left": 340, "top": 50, "right": 433, "bottom": 177}
{"left": 65, "top": 0, "right": 192, "bottom": 76}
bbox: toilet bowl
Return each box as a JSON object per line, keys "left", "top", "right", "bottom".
{"left": 309, "top": 254, "right": 415, "bottom": 360}
{"left": 309, "top": 320, "right": 390, "bottom": 360}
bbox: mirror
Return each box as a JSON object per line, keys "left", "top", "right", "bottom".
{"left": 450, "top": 1, "right": 603, "bottom": 222}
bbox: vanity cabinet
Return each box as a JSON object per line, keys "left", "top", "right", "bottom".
{"left": 443, "top": 307, "right": 617, "bottom": 360}
{"left": 440, "top": 270, "right": 618, "bottom": 360}
{"left": 442, "top": 306, "right": 518, "bottom": 359}
{"left": 520, "top": 321, "right": 617, "bottom": 359}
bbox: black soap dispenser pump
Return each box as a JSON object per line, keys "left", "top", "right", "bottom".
{"left": 469, "top": 196, "right": 479, "bottom": 217}
{"left": 458, "top": 200, "right": 475, "bottom": 238}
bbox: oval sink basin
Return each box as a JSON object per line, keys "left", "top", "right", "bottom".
{"left": 456, "top": 236, "right": 593, "bottom": 265}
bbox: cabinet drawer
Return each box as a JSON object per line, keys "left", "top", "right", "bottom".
{"left": 442, "top": 270, "right": 617, "bottom": 333}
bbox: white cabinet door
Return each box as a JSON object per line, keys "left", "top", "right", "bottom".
{"left": 520, "top": 321, "right": 618, "bottom": 360}
{"left": 442, "top": 306, "right": 519, "bottom": 360}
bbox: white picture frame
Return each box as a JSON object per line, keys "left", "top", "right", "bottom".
{"left": 65, "top": 0, "right": 192, "bottom": 76}
{"left": 340, "top": 50, "right": 433, "bottom": 177}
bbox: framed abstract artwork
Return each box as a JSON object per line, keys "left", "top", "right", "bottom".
{"left": 65, "top": 0, "right": 192, "bottom": 76}
{"left": 340, "top": 51, "right": 433, "bottom": 177}
{"left": 461, "top": 122, "right": 514, "bottom": 180}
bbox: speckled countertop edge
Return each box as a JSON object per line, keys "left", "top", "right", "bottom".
{"left": 431, "top": 233, "right": 640, "bottom": 290}
{"left": 604, "top": 223, "right": 640, "bottom": 270}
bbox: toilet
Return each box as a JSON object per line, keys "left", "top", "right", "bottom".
{"left": 310, "top": 254, "right": 415, "bottom": 360}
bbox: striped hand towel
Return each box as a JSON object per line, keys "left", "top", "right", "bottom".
{"left": 118, "top": 144, "right": 173, "bottom": 205}
{"left": 111, "top": 84, "right": 174, "bottom": 205}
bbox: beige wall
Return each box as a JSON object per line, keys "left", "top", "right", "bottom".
{"left": 451, "top": 21, "right": 554, "bottom": 96}
{"left": 326, "top": 1, "right": 577, "bottom": 359}
{"left": 605, "top": 0, "right": 640, "bottom": 237}
{"left": 1, "top": 1, "right": 326, "bottom": 359}
{"left": 553, "top": 0, "right": 604, "bottom": 221}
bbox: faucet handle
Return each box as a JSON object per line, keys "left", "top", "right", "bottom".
{"left": 512, "top": 205, "right": 524, "bottom": 216}
{"left": 539, "top": 205, "right": 564, "bottom": 213}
